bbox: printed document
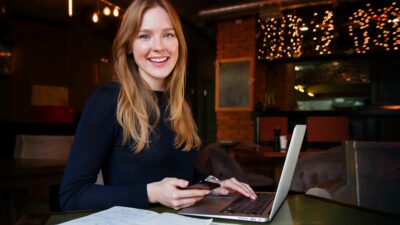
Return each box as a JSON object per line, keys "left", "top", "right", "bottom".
{"left": 59, "top": 206, "right": 212, "bottom": 225}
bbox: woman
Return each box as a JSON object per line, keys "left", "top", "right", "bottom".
{"left": 59, "top": 0, "right": 256, "bottom": 211}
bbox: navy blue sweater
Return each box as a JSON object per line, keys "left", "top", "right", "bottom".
{"left": 59, "top": 82, "right": 201, "bottom": 211}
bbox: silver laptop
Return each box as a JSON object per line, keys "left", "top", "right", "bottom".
{"left": 178, "top": 125, "right": 306, "bottom": 222}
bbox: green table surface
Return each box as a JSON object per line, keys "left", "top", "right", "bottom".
{"left": 45, "top": 195, "right": 400, "bottom": 225}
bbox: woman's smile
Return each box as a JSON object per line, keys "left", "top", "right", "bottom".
{"left": 148, "top": 56, "right": 168, "bottom": 63}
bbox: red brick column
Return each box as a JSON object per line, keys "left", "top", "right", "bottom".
{"left": 216, "top": 17, "right": 266, "bottom": 142}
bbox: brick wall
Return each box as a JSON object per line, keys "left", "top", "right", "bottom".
{"left": 215, "top": 16, "right": 295, "bottom": 142}
{"left": 216, "top": 111, "right": 253, "bottom": 141}
{"left": 217, "top": 18, "right": 255, "bottom": 59}
{"left": 216, "top": 17, "right": 266, "bottom": 142}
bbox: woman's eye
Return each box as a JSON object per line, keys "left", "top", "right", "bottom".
{"left": 164, "top": 33, "right": 175, "bottom": 38}
{"left": 138, "top": 34, "right": 150, "bottom": 40}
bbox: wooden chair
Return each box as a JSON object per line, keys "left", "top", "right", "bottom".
{"left": 14, "top": 135, "right": 103, "bottom": 184}
{"left": 306, "top": 116, "right": 349, "bottom": 149}
{"left": 304, "top": 141, "right": 400, "bottom": 216}
{"left": 291, "top": 145, "right": 344, "bottom": 193}
{"left": 342, "top": 141, "right": 400, "bottom": 215}
{"left": 14, "top": 135, "right": 74, "bottom": 160}
{"left": 306, "top": 116, "right": 349, "bottom": 142}
{"left": 12, "top": 135, "right": 74, "bottom": 215}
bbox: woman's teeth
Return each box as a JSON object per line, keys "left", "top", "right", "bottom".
{"left": 149, "top": 57, "right": 168, "bottom": 63}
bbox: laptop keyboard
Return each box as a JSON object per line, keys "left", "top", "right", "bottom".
{"left": 220, "top": 193, "right": 274, "bottom": 215}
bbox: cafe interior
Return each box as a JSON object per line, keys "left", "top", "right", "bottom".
{"left": 1, "top": 0, "right": 399, "bottom": 224}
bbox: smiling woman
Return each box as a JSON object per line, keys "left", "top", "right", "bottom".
{"left": 59, "top": 0, "right": 256, "bottom": 213}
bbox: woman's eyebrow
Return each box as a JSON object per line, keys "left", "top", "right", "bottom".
{"left": 163, "top": 28, "right": 175, "bottom": 32}
{"left": 138, "top": 27, "right": 175, "bottom": 33}
{"left": 137, "top": 29, "right": 151, "bottom": 33}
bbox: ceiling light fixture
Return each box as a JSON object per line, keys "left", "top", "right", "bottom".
{"left": 92, "top": 0, "right": 123, "bottom": 23}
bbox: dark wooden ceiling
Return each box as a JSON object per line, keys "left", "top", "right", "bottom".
{"left": 4, "top": 0, "right": 248, "bottom": 22}
{"left": 3, "top": 0, "right": 245, "bottom": 38}
{"left": 3, "top": 0, "right": 364, "bottom": 39}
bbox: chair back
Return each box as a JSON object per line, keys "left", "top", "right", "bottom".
{"left": 344, "top": 140, "right": 400, "bottom": 215}
{"left": 257, "top": 117, "right": 288, "bottom": 145}
{"left": 14, "top": 135, "right": 74, "bottom": 160}
{"left": 307, "top": 116, "right": 349, "bottom": 142}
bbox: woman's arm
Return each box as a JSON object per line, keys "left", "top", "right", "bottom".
{"left": 59, "top": 83, "right": 149, "bottom": 211}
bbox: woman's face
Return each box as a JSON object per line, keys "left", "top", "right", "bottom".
{"left": 131, "top": 6, "right": 179, "bottom": 91}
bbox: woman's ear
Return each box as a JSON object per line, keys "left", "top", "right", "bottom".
{"left": 126, "top": 45, "right": 133, "bottom": 54}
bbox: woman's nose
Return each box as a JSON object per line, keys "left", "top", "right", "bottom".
{"left": 152, "top": 37, "right": 165, "bottom": 51}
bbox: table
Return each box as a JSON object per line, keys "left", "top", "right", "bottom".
{"left": 16, "top": 195, "right": 400, "bottom": 225}
{"left": 0, "top": 159, "right": 66, "bottom": 225}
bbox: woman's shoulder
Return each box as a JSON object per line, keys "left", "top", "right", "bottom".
{"left": 87, "top": 81, "right": 120, "bottom": 107}
{"left": 95, "top": 81, "right": 120, "bottom": 95}
{"left": 92, "top": 81, "right": 120, "bottom": 98}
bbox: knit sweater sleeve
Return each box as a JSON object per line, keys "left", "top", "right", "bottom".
{"left": 59, "top": 83, "right": 149, "bottom": 211}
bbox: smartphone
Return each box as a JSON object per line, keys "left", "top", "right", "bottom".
{"left": 185, "top": 181, "right": 220, "bottom": 190}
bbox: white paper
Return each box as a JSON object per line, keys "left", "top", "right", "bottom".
{"left": 135, "top": 213, "right": 212, "bottom": 225}
{"left": 59, "top": 206, "right": 212, "bottom": 225}
{"left": 59, "top": 206, "right": 158, "bottom": 225}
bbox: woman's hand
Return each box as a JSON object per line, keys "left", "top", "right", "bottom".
{"left": 147, "top": 177, "right": 210, "bottom": 210}
{"left": 211, "top": 177, "right": 257, "bottom": 200}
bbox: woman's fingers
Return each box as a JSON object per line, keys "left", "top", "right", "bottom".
{"left": 147, "top": 176, "right": 257, "bottom": 211}
{"left": 168, "top": 186, "right": 209, "bottom": 210}
{"left": 147, "top": 177, "right": 210, "bottom": 210}
{"left": 211, "top": 187, "right": 230, "bottom": 196}
{"left": 175, "top": 189, "right": 210, "bottom": 199}
{"left": 219, "top": 178, "right": 257, "bottom": 199}
{"left": 165, "top": 177, "right": 189, "bottom": 189}
{"left": 170, "top": 195, "right": 205, "bottom": 210}
{"left": 229, "top": 178, "right": 257, "bottom": 198}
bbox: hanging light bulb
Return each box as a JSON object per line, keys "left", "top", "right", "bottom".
{"left": 68, "top": 0, "right": 73, "bottom": 17}
{"left": 113, "top": 7, "right": 119, "bottom": 17}
{"left": 92, "top": 12, "right": 99, "bottom": 23}
{"left": 103, "top": 6, "right": 111, "bottom": 16}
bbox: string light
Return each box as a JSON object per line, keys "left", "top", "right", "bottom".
{"left": 348, "top": 1, "right": 399, "bottom": 54}
{"left": 257, "top": 7, "right": 335, "bottom": 61}
{"left": 311, "top": 10, "right": 334, "bottom": 55}
{"left": 257, "top": 14, "right": 303, "bottom": 61}
{"left": 257, "top": 1, "right": 398, "bottom": 61}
